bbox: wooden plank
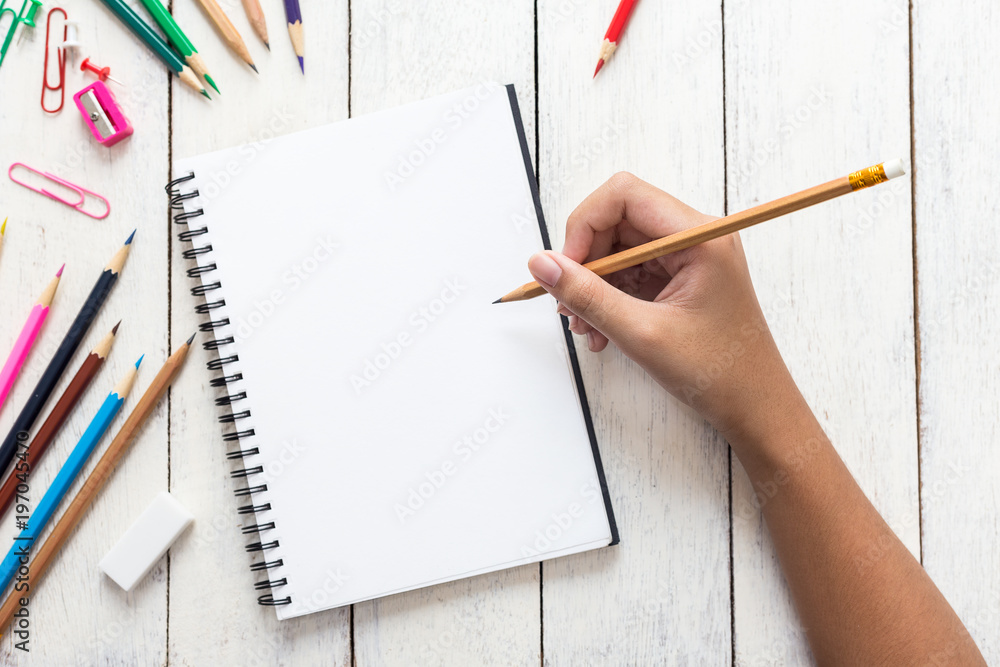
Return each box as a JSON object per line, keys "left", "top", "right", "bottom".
{"left": 167, "top": 1, "right": 352, "bottom": 664}
{"left": 347, "top": 2, "right": 541, "bottom": 665}
{"left": 724, "top": 1, "right": 917, "bottom": 663}
{"left": 0, "top": 0, "right": 169, "bottom": 660}
{"left": 913, "top": 0, "right": 1000, "bottom": 661}
{"left": 537, "top": 1, "right": 731, "bottom": 664}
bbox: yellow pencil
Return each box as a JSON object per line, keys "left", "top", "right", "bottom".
{"left": 496, "top": 159, "right": 907, "bottom": 303}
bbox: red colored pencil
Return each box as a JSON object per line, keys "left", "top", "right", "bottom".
{"left": 593, "top": 0, "right": 639, "bottom": 78}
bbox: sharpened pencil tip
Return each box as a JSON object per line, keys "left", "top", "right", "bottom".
{"left": 249, "top": 63, "right": 259, "bottom": 74}
{"left": 112, "top": 320, "right": 121, "bottom": 335}
{"left": 264, "top": 42, "right": 270, "bottom": 51}
{"left": 298, "top": 56, "right": 304, "bottom": 74}
{"left": 135, "top": 354, "right": 144, "bottom": 369}
{"left": 125, "top": 229, "right": 136, "bottom": 245}
{"left": 186, "top": 332, "right": 196, "bottom": 345}
{"left": 201, "top": 89, "right": 211, "bottom": 99}
{"left": 1, "top": 218, "right": 6, "bottom": 236}
{"left": 204, "top": 74, "right": 220, "bottom": 94}
{"left": 593, "top": 59, "right": 604, "bottom": 78}
{"left": 56, "top": 263, "right": 65, "bottom": 278}
{"left": 492, "top": 298, "right": 502, "bottom": 304}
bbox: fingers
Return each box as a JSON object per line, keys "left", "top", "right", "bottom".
{"left": 528, "top": 250, "right": 645, "bottom": 345}
{"left": 556, "top": 303, "right": 609, "bottom": 352}
{"left": 562, "top": 172, "right": 714, "bottom": 264}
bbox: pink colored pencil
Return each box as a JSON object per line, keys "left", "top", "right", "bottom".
{"left": 0, "top": 265, "right": 64, "bottom": 413}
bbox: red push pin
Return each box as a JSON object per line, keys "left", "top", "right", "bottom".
{"left": 80, "top": 57, "right": 123, "bottom": 85}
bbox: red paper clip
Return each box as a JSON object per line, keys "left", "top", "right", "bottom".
{"left": 8, "top": 162, "right": 110, "bottom": 219}
{"left": 41, "top": 8, "right": 67, "bottom": 113}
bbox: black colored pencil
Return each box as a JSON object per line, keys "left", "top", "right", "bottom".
{"left": 0, "top": 231, "right": 134, "bottom": 478}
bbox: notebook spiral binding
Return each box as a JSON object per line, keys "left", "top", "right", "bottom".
{"left": 166, "top": 173, "right": 291, "bottom": 607}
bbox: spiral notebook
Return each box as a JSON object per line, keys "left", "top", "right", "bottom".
{"left": 167, "top": 84, "right": 618, "bottom": 620}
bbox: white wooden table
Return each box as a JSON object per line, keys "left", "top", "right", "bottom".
{"left": 0, "top": 1, "right": 996, "bottom": 664}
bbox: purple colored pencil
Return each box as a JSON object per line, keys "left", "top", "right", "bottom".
{"left": 283, "top": 0, "right": 303, "bottom": 73}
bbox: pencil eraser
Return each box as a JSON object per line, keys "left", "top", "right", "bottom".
{"left": 883, "top": 158, "right": 906, "bottom": 179}
{"left": 99, "top": 492, "right": 194, "bottom": 592}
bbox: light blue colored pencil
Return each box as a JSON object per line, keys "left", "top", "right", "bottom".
{"left": 0, "top": 355, "right": 142, "bottom": 592}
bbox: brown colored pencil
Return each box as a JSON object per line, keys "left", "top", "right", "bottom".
{"left": 0, "top": 323, "right": 120, "bottom": 519}
{"left": 0, "top": 333, "right": 194, "bottom": 634}
{"left": 495, "top": 159, "right": 907, "bottom": 303}
{"left": 241, "top": 0, "right": 269, "bottom": 49}
{"left": 193, "top": 0, "right": 257, "bottom": 72}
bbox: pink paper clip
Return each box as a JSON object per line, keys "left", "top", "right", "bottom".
{"left": 8, "top": 162, "right": 110, "bottom": 219}
{"left": 72, "top": 80, "right": 132, "bottom": 146}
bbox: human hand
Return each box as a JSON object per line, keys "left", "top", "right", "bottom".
{"left": 528, "top": 173, "right": 796, "bottom": 437}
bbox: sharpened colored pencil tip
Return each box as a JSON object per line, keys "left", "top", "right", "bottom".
{"left": 298, "top": 56, "right": 304, "bottom": 74}
{"left": 186, "top": 332, "right": 196, "bottom": 345}
{"left": 112, "top": 320, "right": 121, "bottom": 335}
{"left": 264, "top": 42, "right": 270, "bottom": 51}
{"left": 201, "top": 89, "right": 211, "bottom": 99}
{"left": 125, "top": 229, "right": 136, "bottom": 245}
{"left": 250, "top": 63, "right": 259, "bottom": 74}
{"left": 204, "top": 74, "right": 220, "bottom": 94}
{"left": 593, "top": 59, "right": 604, "bottom": 78}
{"left": 56, "top": 263, "right": 65, "bottom": 277}
{"left": 1, "top": 218, "right": 6, "bottom": 236}
{"left": 492, "top": 298, "right": 502, "bottom": 304}
{"left": 135, "top": 354, "right": 145, "bottom": 369}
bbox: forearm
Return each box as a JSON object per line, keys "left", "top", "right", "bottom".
{"left": 726, "top": 371, "right": 985, "bottom": 665}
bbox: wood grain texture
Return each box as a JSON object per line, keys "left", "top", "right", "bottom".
{"left": 913, "top": 0, "right": 1000, "bottom": 662}
{"left": 0, "top": 0, "right": 169, "bottom": 661}
{"left": 348, "top": 2, "right": 542, "bottom": 665}
{"left": 724, "top": 1, "right": 918, "bottom": 664}
{"left": 0, "top": 0, "right": 993, "bottom": 662}
{"left": 166, "top": 1, "right": 352, "bottom": 665}
{"left": 538, "top": 1, "right": 732, "bottom": 664}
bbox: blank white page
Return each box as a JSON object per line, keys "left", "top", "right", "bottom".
{"left": 175, "top": 84, "right": 616, "bottom": 620}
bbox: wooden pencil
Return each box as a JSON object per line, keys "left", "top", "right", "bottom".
{"left": 593, "top": 0, "right": 639, "bottom": 78}
{"left": 138, "top": 0, "right": 220, "bottom": 94}
{"left": 496, "top": 159, "right": 907, "bottom": 303}
{"left": 0, "top": 356, "right": 141, "bottom": 593}
{"left": 0, "top": 232, "right": 133, "bottom": 479}
{"left": 193, "top": 0, "right": 257, "bottom": 72}
{"left": 0, "top": 265, "right": 63, "bottom": 414}
{"left": 0, "top": 322, "right": 119, "bottom": 518}
{"left": 95, "top": 0, "right": 209, "bottom": 97}
{"left": 241, "top": 0, "right": 269, "bottom": 50}
{"left": 283, "top": 0, "right": 303, "bottom": 73}
{"left": 0, "top": 334, "right": 194, "bottom": 635}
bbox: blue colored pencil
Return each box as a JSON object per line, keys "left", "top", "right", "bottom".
{"left": 0, "top": 356, "right": 142, "bottom": 592}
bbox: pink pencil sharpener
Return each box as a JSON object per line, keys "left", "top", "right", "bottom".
{"left": 73, "top": 81, "right": 133, "bottom": 146}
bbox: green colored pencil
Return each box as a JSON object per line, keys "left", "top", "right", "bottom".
{"left": 95, "top": 0, "right": 210, "bottom": 98}
{"left": 137, "top": 0, "right": 219, "bottom": 94}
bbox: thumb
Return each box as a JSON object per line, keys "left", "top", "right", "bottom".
{"left": 527, "top": 250, "right": 639, "bottom": 340}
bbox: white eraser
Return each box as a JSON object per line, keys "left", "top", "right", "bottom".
{"left": 100, "top": 492, "right": 194, "bottom": 592}
{"left": 883, "top": 157, "right": 906, "bottom": 179}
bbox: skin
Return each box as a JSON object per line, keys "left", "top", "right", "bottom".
{"left": 527, "top": 172, "right": 986, "bottom": 666}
